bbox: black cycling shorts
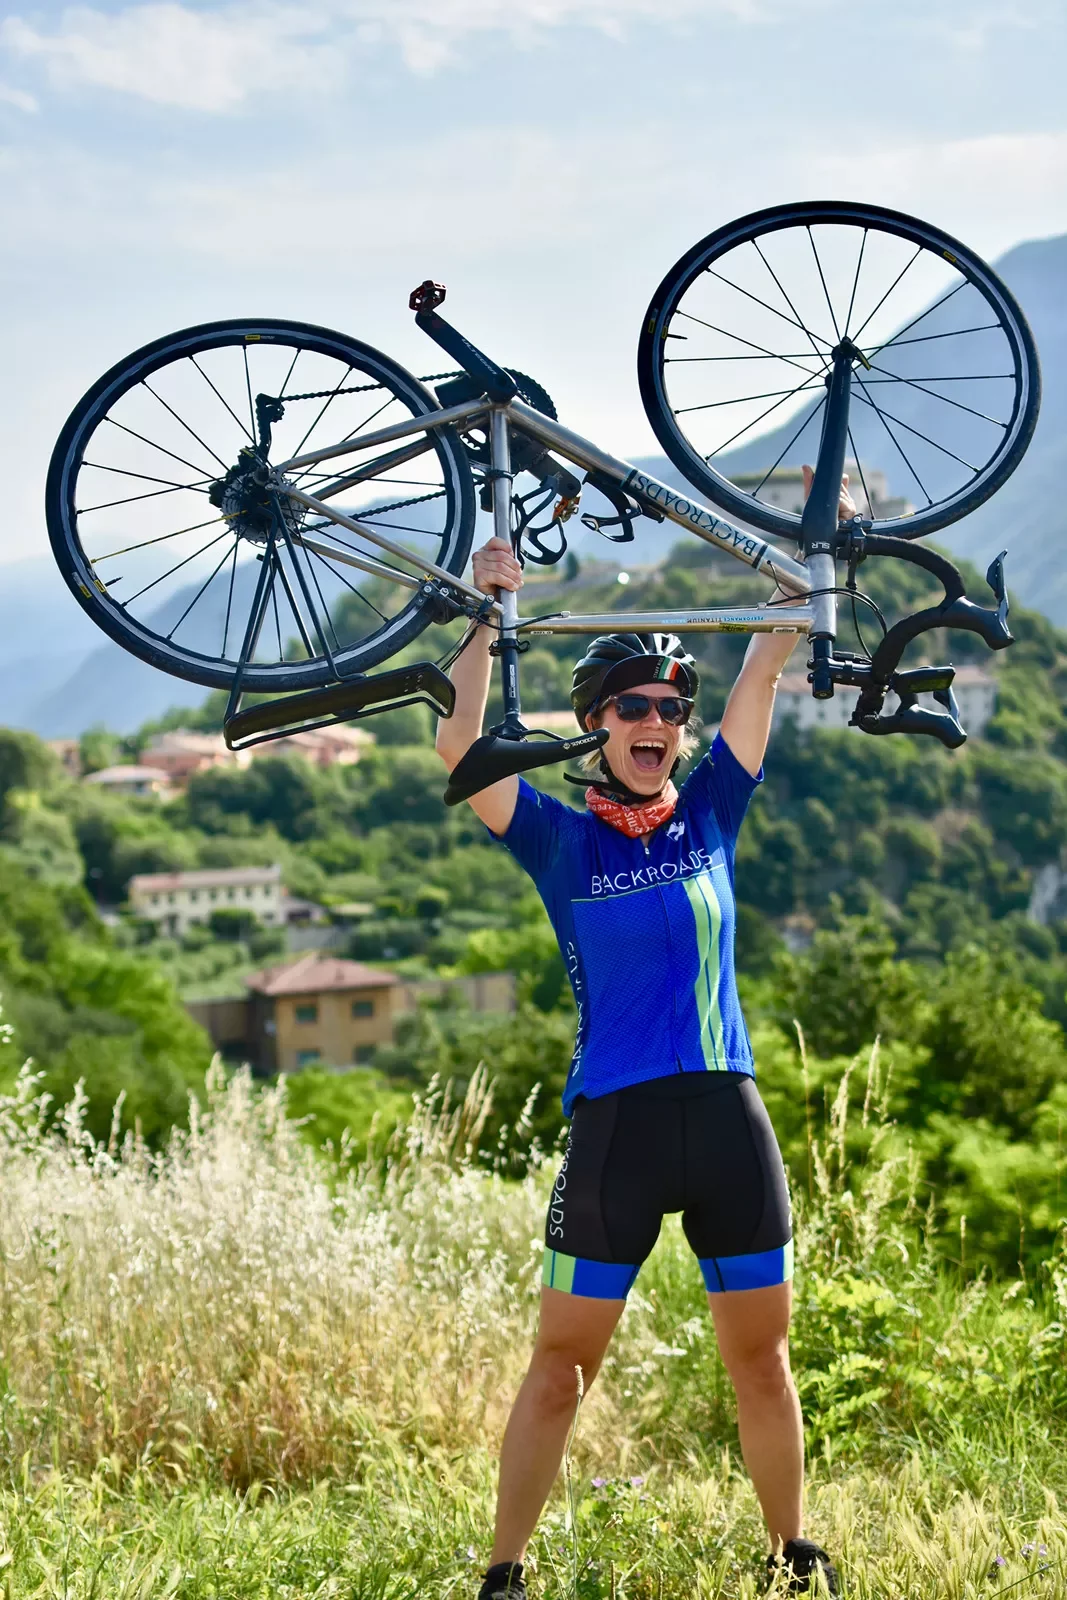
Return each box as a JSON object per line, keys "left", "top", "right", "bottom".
{"left": 542, "top": 1072, "right": 793, "bottom": 1299}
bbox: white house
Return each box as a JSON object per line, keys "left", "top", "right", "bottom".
{"left": 129, "top": 864, "right": 283, "bottom": 937}
{"left": 772, "top": 664, "right": 997, "bottom": 739}
{"left": 83, "top": 764, "right": 172, "bottom": 798}
{"left": 729, "top": 461, "right": 915, "bottom": 521}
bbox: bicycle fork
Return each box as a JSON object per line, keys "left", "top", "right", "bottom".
{"left": 490, "top": 405, "right": 527, "bottom": 740}
{"left": 801, "top": 340, "right": 863, "bottom": 696}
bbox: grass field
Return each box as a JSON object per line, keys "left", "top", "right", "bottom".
{"left": 1, "top": 1042, "right": 1065, "bottom": 1598}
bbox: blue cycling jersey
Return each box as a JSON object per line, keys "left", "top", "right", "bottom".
{"left": 494, "top": 732, "right": 761, "bottom": 1116}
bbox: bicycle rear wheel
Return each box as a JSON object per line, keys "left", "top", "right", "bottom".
{"left": 638, "top": 201, "right": 1040, "bottom": 542}
{"left": 46, "top": 319, "right": 476, "bottom": 692}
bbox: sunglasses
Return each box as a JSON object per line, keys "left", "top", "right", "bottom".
{"left": 601, "top": 692, "right": 694, "bottom": 726}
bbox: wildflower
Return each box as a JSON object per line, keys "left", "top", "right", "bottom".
{"left": 630, "top": 1475, "right": 645, "bottom": 1488}
{"left": 592, "top": 1477, "right": 607, "bottom": 1489}
{"left": 1022, "top": 1544, "right": 1036, "bottom": 1559}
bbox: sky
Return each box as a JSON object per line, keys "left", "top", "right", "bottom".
{"left": 2, "top": 0, "right": 1066, "bottom": 566}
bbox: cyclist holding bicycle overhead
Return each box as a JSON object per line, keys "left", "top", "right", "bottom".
{"left": 437, "top": 469, "right": 854, "bottom": 1600}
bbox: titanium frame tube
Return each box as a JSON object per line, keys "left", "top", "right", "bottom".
{"left": 490, "top": 406, "right": 525, "bottom": 736}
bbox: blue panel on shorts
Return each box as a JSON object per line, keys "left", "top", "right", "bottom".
{"left": 699, "top": 1240, "right": 794, "bottom": 1293}
{"left": 571, "top": 1256, "right": 641, "bottom": 1299}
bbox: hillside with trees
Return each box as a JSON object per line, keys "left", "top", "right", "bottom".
{"left": 2, "top": 540, "right": 1067, "bottom": 1268}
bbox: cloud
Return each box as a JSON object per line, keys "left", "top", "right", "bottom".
{"left": 1, "top": 0, "right": 769, "bottom": 109}
{"left": 0, "top": 81, "right": 37, "bottom": 111}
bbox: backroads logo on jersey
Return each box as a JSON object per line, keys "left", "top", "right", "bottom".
{"left": 589, "top": 845, "right": 723, "bottom": 898}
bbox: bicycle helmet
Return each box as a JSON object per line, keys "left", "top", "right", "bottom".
{"left": 571, "top": 632, "right": 699, "bottom": 730}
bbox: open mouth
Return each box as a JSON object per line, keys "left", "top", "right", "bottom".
{"left": 630, "top": 738, "right": 667, "bottom": 774}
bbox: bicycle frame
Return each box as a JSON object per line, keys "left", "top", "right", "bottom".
{"left": 275, "top": 395, "right": 819, "bottom": 645}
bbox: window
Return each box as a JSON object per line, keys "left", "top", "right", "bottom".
{"left": 296, "top": 1049, "right": 321, "bottom": 1067}
{"left": 151, "top": 894, "right": 159, "bottom": 905}
{"left": 190, "top": 891, "right": 199, "bottom": 903}
{"left": 168, "top": 894, "right": 175, "bottom": 905}
{"left": 351, "top": 998, "right": 374, "bottom": 1019}
{"left": 353, "top": 1045, "right": 375, "bottom": 1065}
{"left": 227, "top": 888, "right": 235, "bottom": 901}
{"left": 209, "top": 889, "right": 217, "bottom": 901}
{"left": 294, "top": 1003, "right": 318, "bottom": 1024}
{"left": 245, "top": 888, "right": 254, "bottom": 900}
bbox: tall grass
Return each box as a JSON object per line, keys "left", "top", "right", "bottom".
{"left": 1, "top": 1021, "right": 1066, "bottom": 1596}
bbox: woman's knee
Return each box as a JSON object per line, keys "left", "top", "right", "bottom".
{"left": 527, "top": 1342, "right": 604, "bottom": 1414}
{"left": 723, "top": 1337, "right": 794, "bottom": 1400}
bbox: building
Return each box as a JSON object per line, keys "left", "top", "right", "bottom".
{"left": 140, "top": 730, "right": 238, "bottom": 784}
{"left": 83, "top": 764, "right": 172, "bottom": 798}
{"left": 772, "top": 664, "right": 997, "bottom": 739}
{"left": 187, "top": 959, "right": 516, "bottom": 1073}
{"left": 129, "top": 864, "right": 283, "bottom": 936}
{"left": 245, "top": 955, "right": 400, "bottom": 1071}
{"left": 730, "top": 461, "right": 914, "bottom": 521}
{"left": 258, "top": 725, "right": 374, "bottom": 769}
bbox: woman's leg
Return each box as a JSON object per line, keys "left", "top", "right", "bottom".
{"left": 708, "top": 1281, "right": 803, "bottom": 1549}
{"left": 490, "top": 1285, "right": 624, "bottom": 1564}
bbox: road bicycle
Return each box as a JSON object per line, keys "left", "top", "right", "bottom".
{"left": 46, "top": 201, "right": 1040, "bottom": 802}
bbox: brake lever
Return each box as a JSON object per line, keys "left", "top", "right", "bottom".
{"left": 851, "top": 682, "right": 967, "bottom": 749}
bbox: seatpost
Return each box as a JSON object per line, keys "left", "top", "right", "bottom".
{"left": 490, "top": 406, "right": 525, "bottom": 739}
{"left": 801, "top": 342, "right": 857, "bottom": 698}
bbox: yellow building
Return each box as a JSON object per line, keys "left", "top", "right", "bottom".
{"left": 246, "top": 954, "right": 401, "bottom": 1072}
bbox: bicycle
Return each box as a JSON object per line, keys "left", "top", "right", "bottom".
{"left": 46, "top": 201, "right": 1039, "bottom": 803}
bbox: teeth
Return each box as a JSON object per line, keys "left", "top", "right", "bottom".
{"left": 634, "top": 740, "right": 665, "bottom": 750}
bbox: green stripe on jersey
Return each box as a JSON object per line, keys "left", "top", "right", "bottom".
{"left": 783, "top": 1238, "right": 795, "bottom": 1281}
{"left": 683, "top": 873, "right": 726, "bottom": 1070}
{"left": 543, "top": 1248, "right": 576, "bottom": 1293}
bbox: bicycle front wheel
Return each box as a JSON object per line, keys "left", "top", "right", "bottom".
{"left": 46, "top": 320, "right": 477, "bottom": 692}
{"left": 638, "top": 201, "right": 1040, "bottom": 542}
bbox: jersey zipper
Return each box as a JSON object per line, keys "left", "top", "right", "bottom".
{"left": 643, "top": 836, "right": 683, "bottom": 1071}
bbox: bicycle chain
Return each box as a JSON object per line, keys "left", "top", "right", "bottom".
{"left": 270, "top": 370, "right": 463, "bottom": 404}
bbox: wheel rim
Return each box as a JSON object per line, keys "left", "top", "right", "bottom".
{"left": 641, "top": 203, "right": 1039, "bottom": 541}
{"left": 48, "top": 322, "right": 473, "bottom": 691}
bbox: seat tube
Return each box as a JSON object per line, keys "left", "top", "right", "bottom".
{"left": 490, "top": 406, "right": 524, "bottom": 737}
{"left": 801, "top": 346, "right": 854, "bottom": 698}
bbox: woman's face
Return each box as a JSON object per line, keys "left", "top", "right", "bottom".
{"left": 588, "top": 682, "right": 686, "bottom": 796}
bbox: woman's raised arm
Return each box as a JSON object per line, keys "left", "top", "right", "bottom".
{"left": 719, "top": 468, "right": 856, "bottom": 777}
{"left": 435, "top": 537, "right": 523, "bottom": 836}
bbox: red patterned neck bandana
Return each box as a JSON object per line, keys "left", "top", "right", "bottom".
{"left": 585, "top": 781, "right": 678, "bottom": 839}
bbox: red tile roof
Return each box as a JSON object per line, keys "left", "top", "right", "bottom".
{"left": 245, "top": 954, "right": 398, "bottom": 997}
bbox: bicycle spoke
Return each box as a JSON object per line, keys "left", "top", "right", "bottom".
{"left": 846, "top": 426, "right": 875, "bottom": 517}
{"left": 190, "top": 356, "right": 254, "bottom": 443}
{"left": 272, "top": 542, "right": 317, "bottom": 659}
{"left": 273, "top": 508, "right": 339, "bottom": 672}
{"left": 842, "top": 228, "right": 868, "bottom": 339}
{"left": 862, "top": 279, "right": 966, "bottom": 359}
{"left": 747, "top": 394, "right": 827, "bottom": 494}
{"left": 290, "top": 392, "right": 401, "bottom": 490}
{"left": 277, "top": 347, "right": 301, "bottom": 400}
{"left": 861, "top": 323, "right": 1000, "bottom": 352}
{"left": 852, "top": 374, "right": 982, "bottom": 473}
{"left": 94, "top": 521, "right": 226, "bottom": 564}
{"left": 864, "top": 362, "right": 1009, "bottom": 426}
{"left": 304, "top": 527, "right": 423, "bottom": 590}
{"left": 676, "top": 383, "right": 823, "bottom": 415}
{"left": 121, "top": 526, "right": 232, "bottom": 606}
{"left": 77, "top": 481, "right": 209, "bottom": 515}
{"left": 305, "top": 545, "right": 389, "bottom": 624}
{"left": 806, "top": 226, "right": 840, "bottom": 341}
{"left": 751, "top": 237, "right": 828, "bottom": 363}
{"left": 667, "top": 352, "right": 831, "bottom": 363}
{"left": 673, "top": 310, "right": 828, "bottom": 380}
{"left": 269, "top": 556, "right": 284, "bottom": 661}
{"left": 704, "top": 266, "right": 835, "bottom": 349}
{"left": 82, "top": 461, "right": 214, "bottom": 493}
{"left": 222, "top": 538, "right": 240, "bottom": 659}
{"left": 242, "top": 346, "right": 257, "bottom": 444}
{"left": 849, "top": 378, "right": 935, "bottom": 504}
{"left": 141, "top": 378, "right": 232, "bottom": 472}
{"left": 700, "top": 374, "right": 826, "bottom": 458}
{"left": 303, "top": 548, "right": 343, "bottom": 651}
{"left": 103, "top": 416, "right": 218, "bottom": 479}
{"left": 848, "top": 244, "right": 924, "bottom": 343}
{"left": 166, "top": 537, "right": 239, "bottom": 641}
{"left": 288, "top": 366, "right": 356, "bottom": 463}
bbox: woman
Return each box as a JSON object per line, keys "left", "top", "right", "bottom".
{"left": 436, "top": 472, "right": 852, "bottom": 1599}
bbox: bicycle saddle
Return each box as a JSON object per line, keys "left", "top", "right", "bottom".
{"left": 444, "top": 728, "right": 609, "bottom": 807}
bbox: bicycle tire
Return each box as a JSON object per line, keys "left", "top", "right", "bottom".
{"left": 637, "top": 201, "right": 1041, "bottom": 542}
{"left": 46, "top": 319, "right": 477, "bottom": 692}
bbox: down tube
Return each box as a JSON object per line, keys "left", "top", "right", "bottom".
{"left": 505, "top": 397, "right": 811, "bottom": 594}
